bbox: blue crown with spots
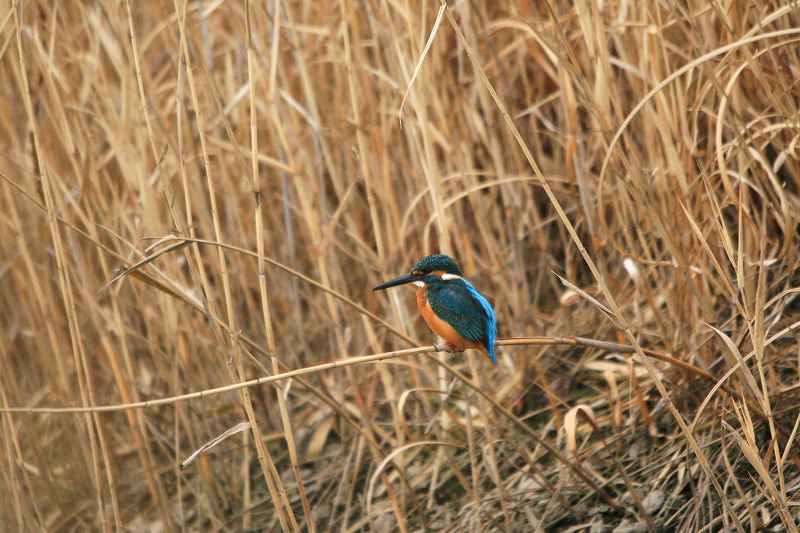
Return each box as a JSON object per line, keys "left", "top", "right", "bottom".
{"left": 411, "top": 254, "right": 463, "bottom": 276}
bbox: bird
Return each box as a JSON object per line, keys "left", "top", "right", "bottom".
{"left": 373, "top": 254, "right": 497, "bottom": 364}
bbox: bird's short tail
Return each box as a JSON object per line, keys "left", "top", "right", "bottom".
{"left": 484, "top": 343, "right": 497, "bottom": 365}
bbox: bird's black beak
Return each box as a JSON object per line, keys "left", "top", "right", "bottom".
{"left": 373, "top": 273, "right": 420, "bottom": 291}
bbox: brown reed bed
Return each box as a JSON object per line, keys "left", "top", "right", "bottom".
{"left": 1, "top": 1, "right": 800, "bottom": 531}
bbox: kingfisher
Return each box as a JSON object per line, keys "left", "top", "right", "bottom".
{"left": 373, "top": 254, "right": 497, "bottom": 364}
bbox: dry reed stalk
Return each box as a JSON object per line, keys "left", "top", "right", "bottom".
{"left": 175, "top": 0, "right": 298, "bottom": 529}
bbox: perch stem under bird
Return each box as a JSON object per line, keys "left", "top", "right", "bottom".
{"left": 374, "top": 254, "right": 497, "bottom": 364}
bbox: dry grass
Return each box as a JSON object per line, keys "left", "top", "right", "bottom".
{"left": 2, "top": 0, "right": 800, "bottom": 531}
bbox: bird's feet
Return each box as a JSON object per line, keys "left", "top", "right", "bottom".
{"left": 434, "top": 339, "right": 464, "bottom": 362}
{"left": 434, "top": 340, "right": 455, "bottom": 352}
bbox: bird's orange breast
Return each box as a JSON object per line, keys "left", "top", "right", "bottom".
{"left": 416, "top": 286, "right": 482, "bottom": 352}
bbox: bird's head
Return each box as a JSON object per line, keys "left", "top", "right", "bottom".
{"left": 373, "top": 254, "right": 463, "bottom": 291}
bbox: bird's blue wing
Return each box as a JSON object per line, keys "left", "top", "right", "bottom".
{"left": 428, "top": 280, "right": 497, "bottom": 364}
{"left": 462, "top": 280, "right": 497, "bottom": 364}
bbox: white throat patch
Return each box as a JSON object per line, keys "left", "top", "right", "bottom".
{"left": 413, "top": 280, "right": 425, "bottom": 287}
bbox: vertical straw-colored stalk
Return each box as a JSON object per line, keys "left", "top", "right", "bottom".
{"left": 245, "top": 0, "right": 315, "bottom": 530}
{"left": 79, "top": 6, "right": 175, "bottom": 526}
{"left": 275, "top": 3, "right": 410, "bottom": 529}
{"left": 339, "top": 0, "right": 414, "bottom": 514}
{"left": 172, "top": 0, "right": 231, "bottom": 518}
{"left": 2, "top": 179, "right": 68, "bottom": 394}
{"left": 0, "top": 342, "right": 44, "bottom": 530}
{"left": 173, "top": 0, "right": 297, "bottom": 530}
{"left": 12, "top": 6, "right": 121, "bottom": 531}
